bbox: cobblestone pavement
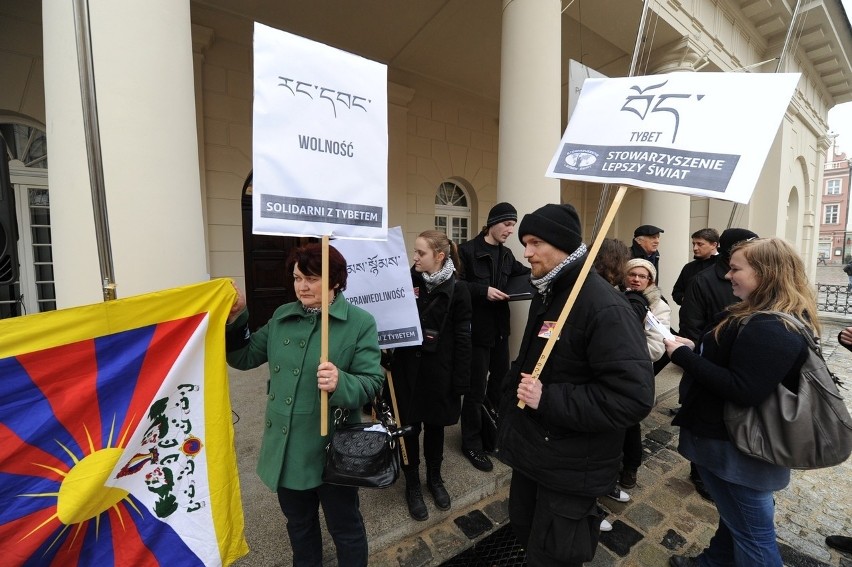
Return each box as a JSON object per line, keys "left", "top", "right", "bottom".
{"left": 371, "top": 313, "right": 852, "bottom": 567}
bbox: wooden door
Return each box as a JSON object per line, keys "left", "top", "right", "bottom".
{"left": 241, "top": 173, "right": 306, "bottom": 331}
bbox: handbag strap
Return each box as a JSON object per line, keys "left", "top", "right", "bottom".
{"left": 740, "top": 310, "right": 820, "bottom": 353}
{"left": 332, "top": 397, "right": 400, "bottom": 431}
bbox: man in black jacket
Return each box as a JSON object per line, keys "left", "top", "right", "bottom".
{"left": 679, "top": 228, "right": 758, "bottom": 342}
{"left": 458, "top": 202, "right": 530, "bottom": 472}
{"left": 671, "top": 228, "right": 719, "bottom": 305}
{"left": 497, "top": 203, "right": 654, "bottom": 566}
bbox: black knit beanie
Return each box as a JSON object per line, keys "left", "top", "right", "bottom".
{"left": 719, "top": 228, "right": 758, "bottom": 258}
{"left": 486, "top": 202, "right": 518, "bottom": 227}
{"left": 518, "top": 203, "right": 583, "bottom": 253}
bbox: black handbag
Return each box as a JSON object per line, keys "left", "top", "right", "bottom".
{"left": 723, "top": 311, "right": 852, "bottom": 470}
{"left": 322, "top": 400, "right": 408, "bottom": 489}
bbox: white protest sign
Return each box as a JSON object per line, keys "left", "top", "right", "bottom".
{"left": 546, "top": 72, "right": 800, "bottom": 204}
{"left": 567, "top": 59, "right": 606, "bottom": 120}
{"left": 253, "top": 22, "right": 388, "bottom": 239}
{"left": 333, "top": 227, "right": 421, "bottom": 349}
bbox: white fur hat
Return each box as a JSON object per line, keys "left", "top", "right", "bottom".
{"left": 625, "top": 258, "right": 657, "bottom": 283}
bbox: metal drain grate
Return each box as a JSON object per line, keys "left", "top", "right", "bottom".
{"left": 439, "top": 524, "right": 527, "bottom": 566}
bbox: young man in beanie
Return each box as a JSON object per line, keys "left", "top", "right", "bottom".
{"left": 679, "top": 227, "right": 758, "bottom": 343}
{"left": 496, "top": 203, "right": 654, "bottom": 566}
{"left": 457, "top": 202, "right": 530, "bottom": 472}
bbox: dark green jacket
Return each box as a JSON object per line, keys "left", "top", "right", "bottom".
{"left": 226, "top": 295, "right": 384, "bottom": 490}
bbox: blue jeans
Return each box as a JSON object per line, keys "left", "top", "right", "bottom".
{"left": 277, "top": 483, "right": 368, "bottom": 567}
{"left": 694, "top": 464, "right": 782, "bottom": 567}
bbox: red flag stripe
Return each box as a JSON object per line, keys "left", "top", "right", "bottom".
{"left": 117, "top": 313, "right": 206, "bottom": 447}
{"left": 16, "top": 340, "right": 100, "bottom": 457}
{"left": 0, "top": 423, "right": 67, "bottom": 481}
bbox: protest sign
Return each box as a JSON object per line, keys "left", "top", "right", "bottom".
{"left": 546, "top": 72, "right": 800, "bottom": 204}
{"left": 332, "top": 227, "right": 421, "bottom": 349}
{"left": 253, "top": 22, "right": 388, "bottom": 240}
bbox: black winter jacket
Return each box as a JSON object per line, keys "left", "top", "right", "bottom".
{"left": 391, "top": 269, "right": 472, "bottom": 425}
{"left": 679, "top": 258, "right": 738, "bottom": 342}
{"left": 672, "top": 313, "right": 808, "bottom": 439}
{"left": 671, "top": 256, "right": 716, "bottom": 305}
{"left": 458, "top": 234, "right": 530, "bottom": 346}
{"left": 496, "top": 256, "right": 655, "bottom": 496}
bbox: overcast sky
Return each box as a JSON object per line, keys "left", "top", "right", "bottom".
{"left": 828, "top": 0, "right": 852, "bottom": 153}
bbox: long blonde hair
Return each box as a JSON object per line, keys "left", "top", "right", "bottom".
{"left": 714, "top": 237, "right": 820, "bottom": 339}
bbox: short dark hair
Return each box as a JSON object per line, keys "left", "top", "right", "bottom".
{"left": 286, "top": 243, "right": 348, "bottom": 292}
{"left": 691, "top": 228, "right": 720, "bottom": 243}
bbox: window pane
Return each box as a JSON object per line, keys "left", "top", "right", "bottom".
{"left": 28, "top": 188, "right": 56, "bottom": 312}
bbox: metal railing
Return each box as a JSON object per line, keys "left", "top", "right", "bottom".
{"left": 816, "top": 283, "right": 852, "bottom": 316}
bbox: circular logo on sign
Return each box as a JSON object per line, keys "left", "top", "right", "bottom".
{"left": 563, "top": 149, "right": 598, "bottom": 170}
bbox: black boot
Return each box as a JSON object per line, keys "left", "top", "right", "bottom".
{"left": 403, "top": 468, "right": 428, "bottom": 521}
{"left": 426, "top": 463, "right": 451, "bottom": 510}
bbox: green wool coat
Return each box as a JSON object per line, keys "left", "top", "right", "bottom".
{"left": 226, "top": 295, "right": 384, "bottom": 491}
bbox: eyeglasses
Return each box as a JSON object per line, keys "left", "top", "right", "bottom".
{"left": 627, "top": 272, "right": 649, "bottom": 280}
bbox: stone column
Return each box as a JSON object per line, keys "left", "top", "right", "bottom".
{"left": 43, "top": 0, "right": 208, "bottom": 307}
{"left": 496, "top": 0, "right": 563, "bottom": 346}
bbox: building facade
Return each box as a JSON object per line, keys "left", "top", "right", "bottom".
{"left": 818, "top": 147, "right": 852, "bottom": 264}
{"left": 1, "top": 0, "right": 851, "bottom": 331}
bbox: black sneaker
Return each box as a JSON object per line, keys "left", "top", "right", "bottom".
{"left": 463, "top": 448, "right": 493, "bottom": 472}
{"left": 826, "top": 535, "right": 852, "bottom": 553}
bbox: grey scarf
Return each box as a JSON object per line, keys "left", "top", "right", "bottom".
{"left": 530, "top": 243, "right": 588, "bottom": 296}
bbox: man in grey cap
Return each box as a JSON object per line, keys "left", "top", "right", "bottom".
{"left": 458, "top": 202, "right": 530, "bottom": 472}
{"left": 497, "top": 203, "right": 654, "bottom": 566}
{"left": 631, "top": 224, "right": 664, "bottom": 282}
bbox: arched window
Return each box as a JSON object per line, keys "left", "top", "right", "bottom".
{"left": 434, "top": 181, "right": 471, "bottom": 245}
{"left": 0, "top": 123, "right": 54, "bottom": 318}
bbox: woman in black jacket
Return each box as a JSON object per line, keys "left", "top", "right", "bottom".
{"left": 665, "top": 238, "right": 815, "bottom": 567}
{"left": 392, "top": 230, "right": 472, "bottom": 521}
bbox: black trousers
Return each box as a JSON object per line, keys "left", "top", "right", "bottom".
{"left": 622, "top": 422, "right": 643, "bottom": 471}
{"left": 460, "top": 338, "right": 509, "bottom": 450}
{"left": 276, "top": 483, "right": 368, "bottom": 567}
{"left": 400, "top": 421, "right": 445, "bottom": 469}
{"left": 509, "top": 472, "right": 601, "bottom": 567}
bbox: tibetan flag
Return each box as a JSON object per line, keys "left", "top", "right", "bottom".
{"left": 0, "top": 279, "right": 249, "bottom": 566}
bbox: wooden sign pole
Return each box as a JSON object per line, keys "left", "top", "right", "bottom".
{"left": 518, "top": 185, "right": 628, "bottom": 408}
{"left": 320, "top": 235, "right": 330, "bottom": 435}
{"left": 385, "top": 370, "right": 409, "bottom": 465}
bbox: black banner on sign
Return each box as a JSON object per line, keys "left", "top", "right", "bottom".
{"left": 260, "top": 195, "right": 383, "bottom": 228}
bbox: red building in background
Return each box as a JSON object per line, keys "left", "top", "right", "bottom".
{"left": 819, "top": 145, "right": 852, "bottom": 264}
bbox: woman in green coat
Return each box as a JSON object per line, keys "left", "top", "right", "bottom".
{"left": 226, "top": 243, "right": 384, "bottom": 567}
